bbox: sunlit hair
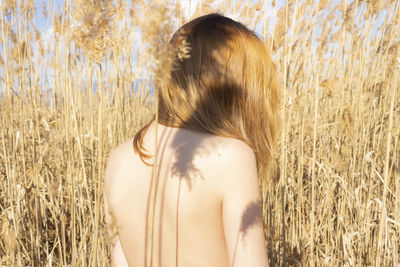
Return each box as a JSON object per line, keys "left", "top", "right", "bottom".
{"left": 134, "top": 13, "right": 280, "bottom": 174}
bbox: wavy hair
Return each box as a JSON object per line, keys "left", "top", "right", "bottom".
{"left": 133, "top": 13, "right": 280, "bottom": 174}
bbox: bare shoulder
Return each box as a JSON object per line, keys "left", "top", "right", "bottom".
{"left": 198, "top": 135, "right": 258, "bottom": 189}
{"left": 212, "top": 137, "right": 256, "bottom": 163}
{"left": 214, "top": 137, "right": 267, "bottom": 266}
{"left": 104, "top": 139, "right": 136, "bottom": 199}
{"left": 107, "top": 138, "right": 135, "bottom": 163}
{"left": 105, "top": 139, "right": 135, "bottom": 172}
{"left": 206, "top": 136, "right": 256, "bottom": 170}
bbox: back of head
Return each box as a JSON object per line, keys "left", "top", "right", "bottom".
{"left": 135, "top": 13, "right": 280, "bottom": 173}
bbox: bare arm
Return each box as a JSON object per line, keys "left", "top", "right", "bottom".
{"left": 220, "top": 142, "right": 269, "bottom": 267}
{"left": 104, "top": 150, "right": 130, "bottom": 267}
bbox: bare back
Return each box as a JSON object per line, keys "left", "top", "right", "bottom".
{"left": 104, "top": 122, "right": 269, "bottom": 267}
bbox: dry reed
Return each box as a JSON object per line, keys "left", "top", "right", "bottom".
{"left": 0, "top": 0, "right": 399, "bottom": 266}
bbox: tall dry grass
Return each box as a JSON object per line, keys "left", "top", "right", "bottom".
{"left": 0, "top": 0, "right": 399, "bottom": 266}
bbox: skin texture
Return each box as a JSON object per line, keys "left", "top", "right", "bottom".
{"left": 104, "top": 121, "right": 269, "bottom": 267}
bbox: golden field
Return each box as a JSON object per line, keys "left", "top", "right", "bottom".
{"left": 0, "top": 0, "right": 399, "bottom": 266}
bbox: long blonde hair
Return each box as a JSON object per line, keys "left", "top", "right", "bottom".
{"left": 134, "top": 13, "right": 280, "bottom": 174}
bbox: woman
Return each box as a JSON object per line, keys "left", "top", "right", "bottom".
{"left": 104, "top": 13, "right": 280, "bottom": 267}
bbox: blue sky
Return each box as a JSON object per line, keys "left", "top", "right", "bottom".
{"left": 30, "top": 0, "right": 392, "bottom": 68}
{"left": 27, "top": 0, "right": 284, "bottom": 92}
{"left": 24, "top": 0, "right": 394, "bottom": 90}
{"left": 33, "top": 0, "right": 284, "bottom": 34}
{"left": 29, "top": 0, "right": 393, "bottom": 50}
{"left": 34, "top": 0, "right": 64, "bottom": 31}
{"left": 31, "top": 0, "right": 282, "bottom": 75}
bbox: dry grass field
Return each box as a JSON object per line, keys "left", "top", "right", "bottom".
{"left": 1, "top": 0, "right": 399, "bottom": 266}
